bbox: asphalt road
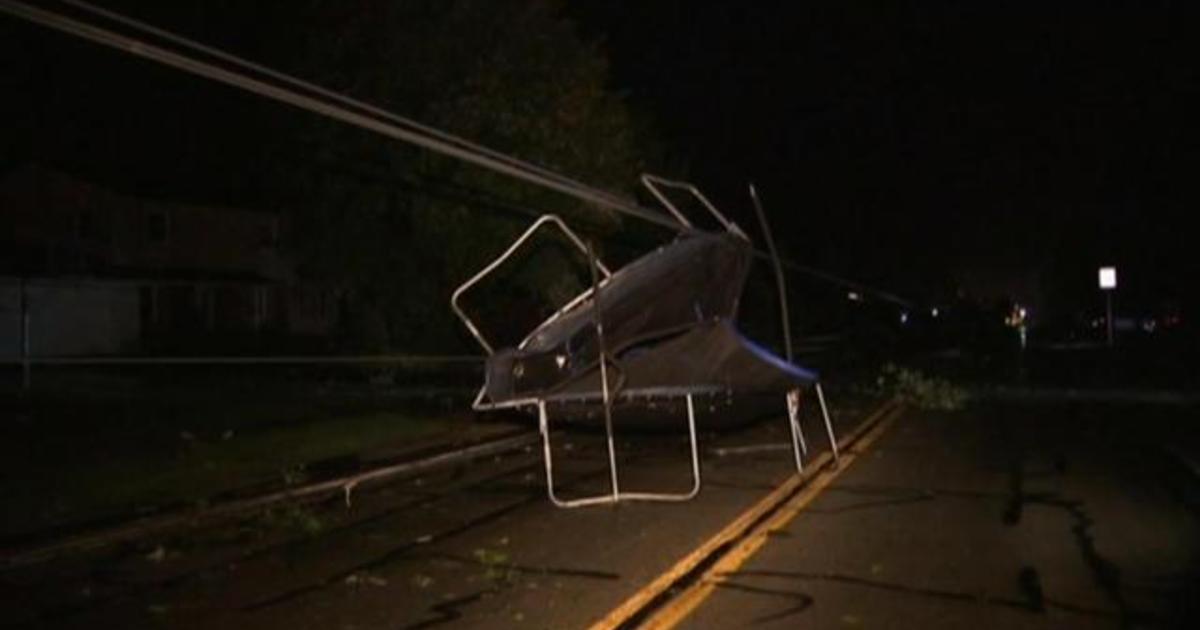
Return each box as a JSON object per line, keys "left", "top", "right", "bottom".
{"left": 0, "top": 394, "right": 874, "bottom": 630}
{"left": 2, "top": 397, "right": 1197, "bottom": 629}
{"left": 680, "top": 403, "right": 1200, "bottom": 629}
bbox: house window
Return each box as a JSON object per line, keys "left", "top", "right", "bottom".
{"left": 258, "top": 217, "right": 279, "bottom": 248}
{"left": 148, "top": 211, "right": 169, "bottom": 244}
{"left": 76, "top": 209, "right": 97, "bottom": 241}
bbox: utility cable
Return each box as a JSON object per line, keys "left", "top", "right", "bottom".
{"left": 56, "top": 0, "right": 636, "bottom": 212}
{"left": 1, "top": 0, "right": 911, "bottom": 307}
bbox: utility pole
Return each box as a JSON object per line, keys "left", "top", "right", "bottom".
{"left": 1105, "top": 291, "right": 1114, "bottom": 347}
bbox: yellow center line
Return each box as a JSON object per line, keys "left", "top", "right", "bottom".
{"left": 644, "top": 405, "right": 903, "bottom": 628}
{"left": 589, "top": 399, "right": 905, "bottom": 630}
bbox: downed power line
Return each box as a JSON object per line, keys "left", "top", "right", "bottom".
{"left": 1, "top": 0, "right": 910, "bottom": 306}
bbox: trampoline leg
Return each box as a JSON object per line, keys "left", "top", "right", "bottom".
{"left": 539, "top": 400, "right": 618, "bottom": 508}
{"left": 599, "top": 357, "right": 621, "bottom": 501}
{"left": 815, "top": 382, "right": 840, "bottom": 463}
{"left": 538, "top": 401, "right": 567, "bottom": 507}
{"left": 684, "top": 393, "right": 702, "bottom": 498}
{"left": 786, "top": 388, "right": 807, "bottom": 474}
{"left": 538, "top": 395, "right": 702, "bottom": 508}
{"left": 615, "top": 393, "right": 702, "bottom": 502}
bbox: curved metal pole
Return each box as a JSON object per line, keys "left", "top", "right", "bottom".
{"left": 641, "top": 174, "right": 750, "bottom": 240}
{"left": 450, "top": 214, "right": 611, "bottom": 354}
{"left": 749, "top": 183, "right": 793, "bottom": 362}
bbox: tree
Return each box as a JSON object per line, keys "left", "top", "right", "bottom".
{"left": 2, "top": 0, "right": 667, "bottom": 353}
{"left": 271, "top": 0, "right": 662, "bottom": 352}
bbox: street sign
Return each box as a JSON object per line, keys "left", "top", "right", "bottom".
{"left": 1098, "top": 266, "right": 1117, "bottom": 290}
{"left": 1098, "top": 266, "right": 1117, "bottom": 346}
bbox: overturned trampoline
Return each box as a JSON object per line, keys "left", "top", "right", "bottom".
{"left": 451, "top": 175, "right": 839, "bottom": 507}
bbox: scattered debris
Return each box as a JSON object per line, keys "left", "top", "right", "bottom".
{"left": 261, "top": 504, "right": 323, "bottom": 537}
{"left": 712, "top": 443, "right": 791, "bottom": 457}
{"left": 875, "top": 363, "right": 969, "bottom": 410}
{"left": 280, "top": 464, "right": 308, "bottom": 487}
{"left": 344, "top": 573, "right": 387, "bottom": 587}
{"left": 145, "top": 545, "right": 167, "bottom": 563}
{"left": 411, "top": 574, "right": 435, "bottom": 589}
{"left": 474, "top": 547, "right": 514, "bottom": 583}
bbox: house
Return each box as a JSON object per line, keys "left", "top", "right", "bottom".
{"left": 1, "top": 165, "right": 337, "bottom": 357}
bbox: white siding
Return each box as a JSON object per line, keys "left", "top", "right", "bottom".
{"left": 0, "top": 281, "right": 140, "bottom": 357}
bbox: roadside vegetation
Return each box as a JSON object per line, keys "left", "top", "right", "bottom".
{"left": 873, "top": 363, "right": 970, "bottom": 410}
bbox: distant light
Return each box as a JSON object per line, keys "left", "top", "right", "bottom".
{"left": 1006, "top": 304, "right": 1027, "bottom": 328}
{"left": 1098, "top": 266, "right": 1117, "bottom": 290}
{"left": 847, "top": 291, "right": 862, "bottom": 302}
{"left": 930, "top": 307, "right": 939, "bottom": 318}
{"left": 900, "top": 312, "right": 909, "bottom": 324}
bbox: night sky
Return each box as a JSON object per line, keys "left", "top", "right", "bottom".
{"left": 569, "top": 2, "right": 1198, "bottom": 318}
{"left": 5, "top": 2, "right": 1198, "bottom": 325}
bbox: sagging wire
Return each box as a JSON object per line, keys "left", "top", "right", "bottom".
{"left": 0, "top": 0, "right": 911, "bottom": 307}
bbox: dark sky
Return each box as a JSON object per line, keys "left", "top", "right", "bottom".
{"left": 568, "top": 2, "right": 1199, "bottom": 312}
{"left": 4, "top": 1, "right": 1197, "bottom": 318}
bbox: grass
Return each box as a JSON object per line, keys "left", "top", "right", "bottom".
{"left": 60, "top": 411, "right": 436, "bottom": 509}
{"left": 0, "top": 381, "right": 464, "bottom": 541}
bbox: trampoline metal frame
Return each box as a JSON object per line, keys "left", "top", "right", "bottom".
{"left": 451, "top": 207, "right": 839, "bottom": 508}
